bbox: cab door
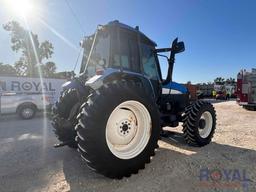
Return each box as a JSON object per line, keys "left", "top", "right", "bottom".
{"left": 140, "top": 44, "right": 162, "bottom": 98}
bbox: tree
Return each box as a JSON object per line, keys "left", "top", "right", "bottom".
{"left": 41, "top": 61, "right": 57, "bottom": 78}
{"left": 225, "top": 77, "right": 236, "bottom": 85}
{"left": 0, "top": 63, "right": 17, "bottom": 76}
{"left": 14, "top": 58, "right": 27, "bottom": 76}
{"left": 214, "top": 77, "right": 225, "bottom": 85}
{"left": 54, "top": 71, "right": 75, "bottom": 80}
{"left": 3, "top": 21, "right": 54, "bottom": 77}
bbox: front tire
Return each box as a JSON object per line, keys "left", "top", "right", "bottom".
{"left": 76, "top": 81, "right": 161, "bottom": 178}
{"left": 51, "top": 89, "right": 80, "bottom": 148}
{"left": 182, "top": 100, "right": 216, "bottom": 146}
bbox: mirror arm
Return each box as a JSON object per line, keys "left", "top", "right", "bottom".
{"left": 155, "top": 48, "right": 172, "bottom": 53}
{"left": 162, "top": 52, "right": 175, "bottom": 85}
{"left": 157, "top": 38, "right": 185, "bottom": 85}
{"left": 157, "top": 54, "right": 169, "bottom": 60}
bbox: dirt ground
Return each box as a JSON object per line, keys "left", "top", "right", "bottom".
{"left": 0, "top": 100, "right": 255, "bottom": 192}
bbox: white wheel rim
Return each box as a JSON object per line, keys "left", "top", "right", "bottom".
{"left": 22, "top": 108, "right": 33, "bottom": 118}
{"left": 198, "top": 111, "right": 213, "bottom": 138}
{"left": 106, "top": 100, "right": 152, "bottom": 159}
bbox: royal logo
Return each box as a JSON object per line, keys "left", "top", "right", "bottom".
{"left": 198, "top": 168, "right": 252, "bottom": 192}
{"left": 10, "top": 81, "right": 55, "bottom": 92}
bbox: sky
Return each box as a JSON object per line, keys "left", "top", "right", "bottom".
{"left": 0, "top": 0, "right": 256, "bottom": 83}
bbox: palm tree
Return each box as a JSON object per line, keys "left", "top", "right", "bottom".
{"left": 225, "top": 77, "right": 236, "bottom": 85}
{"left": 214, "top": 77, "right": 225, "bottom": 85}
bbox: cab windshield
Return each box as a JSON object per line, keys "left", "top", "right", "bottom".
{"left": 80, "top": 28, "right": 110, "bottom": 77}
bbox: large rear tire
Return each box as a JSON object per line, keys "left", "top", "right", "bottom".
{"left": 182, "top": 100, "right": 216, "bottom": 146}
{"left": 76, "top": 81, "right": 161, "bottom": 178}
{"left": 52, "top": 89, "right": 80, "bottom": 148}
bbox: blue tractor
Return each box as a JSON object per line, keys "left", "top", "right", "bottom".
{"left": 52, "top": 21, "right": 216, "bottom": 178}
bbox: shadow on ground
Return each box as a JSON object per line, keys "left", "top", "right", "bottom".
{"left": 0, "top": 116, "right": 255, "bottom": 192}
{"left": 203, "top": 98, "right": 236, "bottom": 104}
{"left": 62, "top": 131, "right": 256, "bottom": 192}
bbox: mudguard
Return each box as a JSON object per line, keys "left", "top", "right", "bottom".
{"left": 61, "top": 78, "right": 87, "bottom": 96}
{"left": 84, "top": 68, "right": 157, "bottom": 100}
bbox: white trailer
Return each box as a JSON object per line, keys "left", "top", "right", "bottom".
{"left": 0, "top": 92, "right": 51, "bottom": 119}
{"left": 0, "top": 76, "right": 67, "bottom": 104}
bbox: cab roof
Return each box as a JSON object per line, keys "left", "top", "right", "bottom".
{"left": 106, "top": 20, "right": 157, "bottom": 47}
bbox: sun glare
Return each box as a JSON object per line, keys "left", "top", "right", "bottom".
{"left": 4, "top": 0, "right": 35, "bottom": 18}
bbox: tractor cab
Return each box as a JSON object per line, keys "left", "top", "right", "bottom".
{"left": 79, "top": 21, "right": 185, "bottom": 101}
{"left": 79, "top": 21, "right": 159, "bottom": 75}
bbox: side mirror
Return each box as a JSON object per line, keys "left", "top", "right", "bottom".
{"left": 171, "top": 38, "right": 185, "bottom": 54}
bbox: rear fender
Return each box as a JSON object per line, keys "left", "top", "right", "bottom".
{"left": 61, "top": 78, "right": 87, "bottom": 98}
{"left": 85, "top": 68, "right": 156, "bottom": 100}
{"left": 62, "top": 79, "right": 83, "bottom": 92}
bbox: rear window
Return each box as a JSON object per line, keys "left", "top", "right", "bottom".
{"left": 110, "top": 29, "right": 140, "bottom": 72}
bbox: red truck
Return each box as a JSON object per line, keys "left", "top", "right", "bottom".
{"left": 236, "top": 69, "right": 256, "bottom": 110}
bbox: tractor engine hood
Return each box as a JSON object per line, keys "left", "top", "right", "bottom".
{"left": 162, "top": 82, "right": 188, "bottom": 95}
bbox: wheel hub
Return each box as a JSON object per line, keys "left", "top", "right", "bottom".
{"left": 107, "top": 109, "right": 137, "bottom": 146}
{"left": 119, "top": 121, "right": 131, "bottom": 135}
{"left": 199, "top": 119, "right": 206, "bottom": 129}
{"left": 22, "top": 108, "right": 33, "bottom": 118}
{"left": 106, "top": 100, "right": 152, "bottom": 159}
{"left": 198, "top": 111, "right": 213, "bottom": 138}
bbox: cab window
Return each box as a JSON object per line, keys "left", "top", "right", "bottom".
{"left": 110, "top": 29, "right": 140, "bottom": 72}
{"left": 141, "top": 44, "right": 159, "bottom": 80}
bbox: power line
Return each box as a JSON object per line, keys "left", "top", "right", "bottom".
{"left": 64, "top": 0, "right": 85, "bottom": 35}
{"left": 64, "top": 0, "right": 85, "bottom": 74}
{"left": 73, "top": 47, "right": 83, "bottom": 72}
